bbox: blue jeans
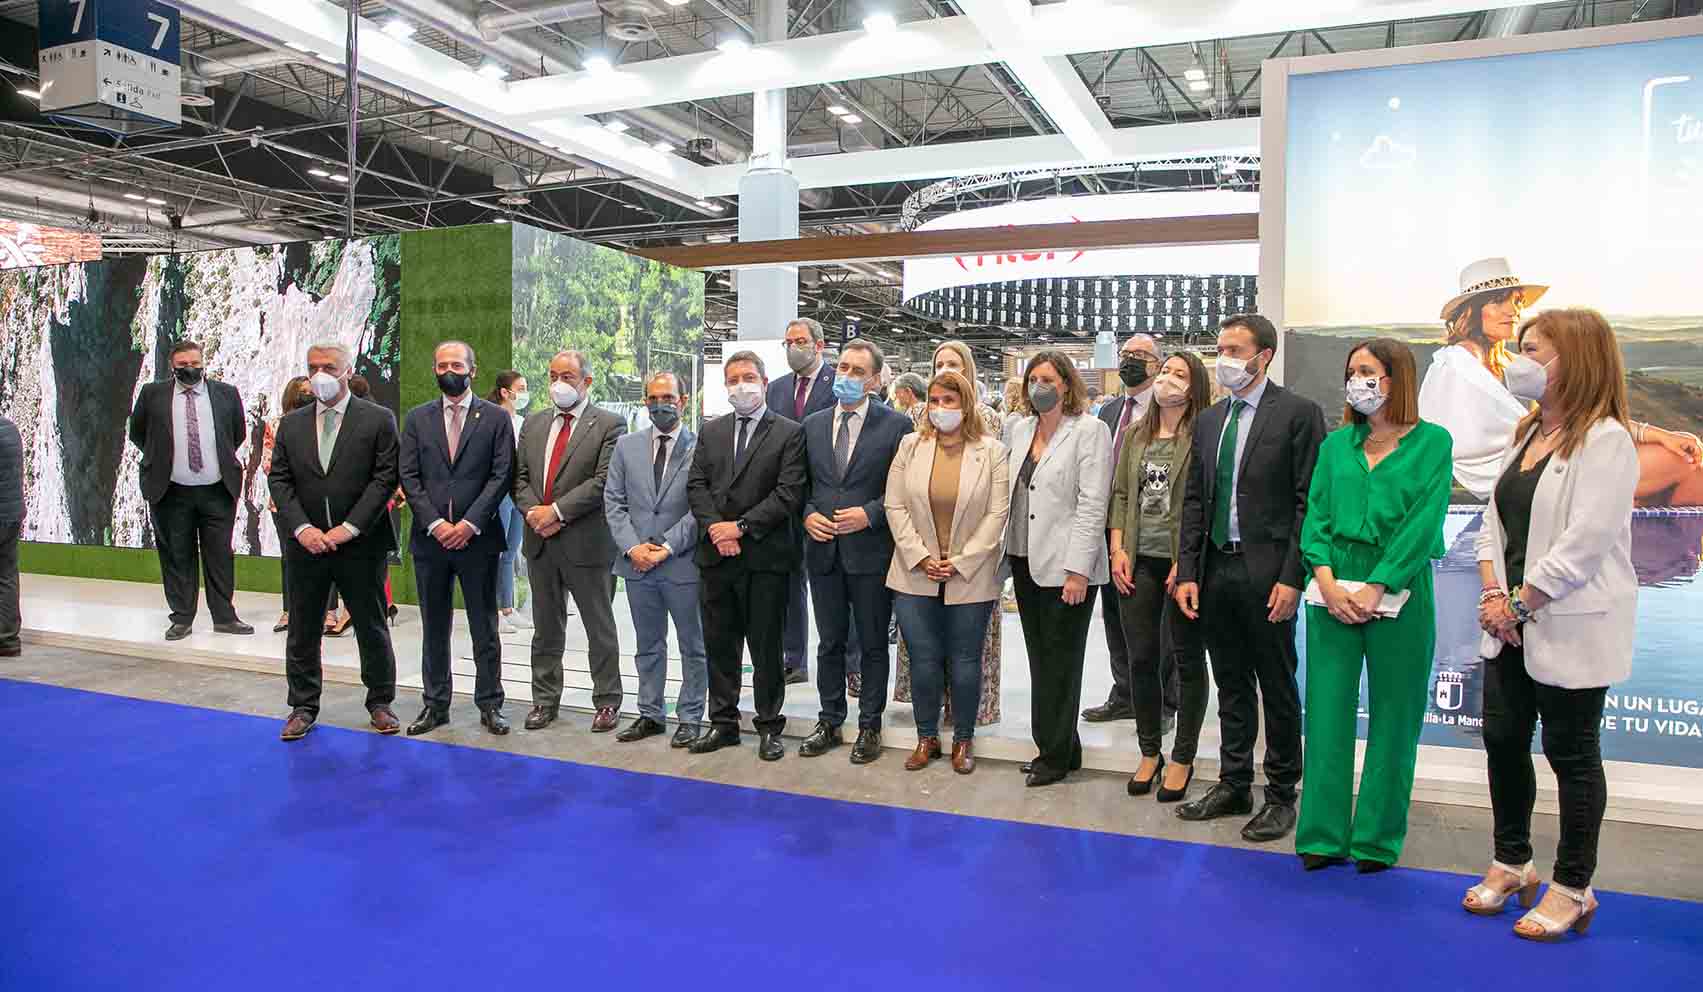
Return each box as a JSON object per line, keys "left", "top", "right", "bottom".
{"left": 627, "top": 575, "right": 708, "bottom": 726}
{"left": 893, "top": 591, "right": 993, "bottom": 742}
{"left": 496, "top": 496, "right": 524, "bottom": 610}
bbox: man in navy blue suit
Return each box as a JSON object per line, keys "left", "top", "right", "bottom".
{"left": 765, "top": 317, "right": 851, "bottom": 687}
{"left": 796, "top": 339, "right": 912, "bottom": 763}
{"left": 398, "top": 340, "right": 516, "bottom": 736}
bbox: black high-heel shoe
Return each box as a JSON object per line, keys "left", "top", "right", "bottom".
{"left": 1127, "top": 755, "right": 1165, "bottom": 797}
{"left": 1356, "top": 859, "right": 1392, "bottom": 875}
{"left": 1156, "top": 763, "right": 1195, "bottom": 803}
{"left": 386, "top": 603, "right": 398, "bottom": 627}
{"left": 1301, "top": 854, "right": 1347, "bottom": 871}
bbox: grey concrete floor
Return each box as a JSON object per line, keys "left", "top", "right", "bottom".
{"left": 4, "top": 644, "right": 1699, "bottom": 902}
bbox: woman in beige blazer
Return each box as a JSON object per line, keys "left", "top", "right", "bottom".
{"left": 885, "top": 370, "right": 1010, "bottom": 774}
{"left": 1464, "top": 309, "right": 1638, "bottom": 942}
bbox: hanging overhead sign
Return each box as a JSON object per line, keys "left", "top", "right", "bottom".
{"left": 37, "top": 0, "right": 182, "bottom": 135}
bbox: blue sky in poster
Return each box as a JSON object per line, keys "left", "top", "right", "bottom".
{"left": 1283, "top": 33, "right": 1703, "bottom": 325}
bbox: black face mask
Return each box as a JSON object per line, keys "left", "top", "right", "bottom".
{"left": 1118, "top": 358, "right": 1150, "bottom": 388}
{"left": 436, "top": 370, "right": 470, "bottom": 396}
{"left": 173, "top": 366, "right": 204, "bottom": 387}
{"left": 647, "top": 402, "right": 680, "bottom": 433}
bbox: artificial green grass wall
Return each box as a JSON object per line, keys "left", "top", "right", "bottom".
{"left": 19, "top": 543, "right": 283, "bottom": 594}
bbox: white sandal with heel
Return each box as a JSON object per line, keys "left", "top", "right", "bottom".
{"left": 1514, "top": 883, "right": 1598, "bottom": 942}
{"left": 1462, "top": 860, "right": 1540, "bottom": 916}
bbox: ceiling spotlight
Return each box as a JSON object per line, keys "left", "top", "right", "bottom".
{"left": 716, "top": 36, "right": 750, "bottom": 55}
{"left": 840, "top": 114, "right": 863, "bottom": 125}
{"left": 381, "top": 19, "right": 414, "bottom": 39}
{"left": 652, "top": 140, "right": 674, "bottom": 153}
{"left": 584, "top": 54, "right": 614, "bottom": 74}
{"left": 329, "top": 173, "right": 349, "bottom": 182}
{"left": 1184, "top": 66, "right": 1207, "bottom": 83}
{"left": 476, "top": 62, "right": 509, "bottom": 81}
{"left": 17, "top": 87, "right": 41, "bottom": 100}
{"left": 826, "top": 104, "right": 849, "bottom": 116}
{"left": 145, "top": 197, "right": 168, "bottom": 205}
{"left": 694, "top": 200, "right": 725, "bottom": 213}
{"left": 662, "top": 0, "right": 690, "bottom": 5}
{"left": 123, "top": 193, "right": 146, "bottom": 201}
{"left": 307, "top": 168, "right": 330, "bottom": 177}
{"left": 863, "top": 12, "right": 897, "bottom": 33}
{"left": 1188, "top": 79, "right": 1210, "bottom": 92}
{"left": 604, "top": 119, "right": 630, "bottom": 133}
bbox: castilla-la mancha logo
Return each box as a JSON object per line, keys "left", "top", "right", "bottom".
{"left": 1434, "top": 670, "right": 1466, "bottom": 712}
{"left": 954, "top": 218, "right": 1086, "bottom": 272}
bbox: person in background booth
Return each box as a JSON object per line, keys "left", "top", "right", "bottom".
{"left": 263, "top": 376, "right": 312, "bottom": 633}
{"left": 1464, "top": 309, "right": 1638, "bottom": 942}
{"left": 487, "top": 370, "right": 532, "bottom": 633}
{"left": 891, "top": 373, "right": 927, "bottom": 420}
{"left": 1108, "top": 351, "right": 1212, "bottom": 804}
{"left": 1297, "top": 339, "right": 1452, "bottom": 873}
{"left": 1005, "top": 350, "right": 1112, "bottom": 787}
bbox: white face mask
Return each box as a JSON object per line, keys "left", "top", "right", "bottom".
{"left": 1215, "top": 354, "right": 1260, "bottom": 392}
{"left": 1344, "top": 376, "right": 1387, "bottom": 415}
{"left": 728, "top": 381, "right": 765, "bottom": 415}
{"left": 928, "top": 407, "right": 964, "bottom": 433}
{"left": 1504, "top": 354, "right": 1554, "bottom": 403}
{"left": 511, "top": 391, "right": 529, "bottom": 410}
{"left": 309, "top": 371, "right": 342, "bottom": 404}
{"left": 1152, "top": 376, "right": 1189, "bottom": 408}
{"left": 549, "top": 381, "right": 581, "bottom": 410}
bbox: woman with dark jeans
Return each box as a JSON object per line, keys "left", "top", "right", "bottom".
{"left": 1467, "top": 309, "right": 1639, "bottom": 942}
{"left": 1107, "top": 352, "right": 1212, "bottom": 803}
{"left": 885, "top": 370, "right": 1009, "bottom": 774}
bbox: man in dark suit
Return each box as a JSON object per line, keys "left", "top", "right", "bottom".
{"left": 1173, "top": 314, "right": 1326, "bottom": 842}
{"left": 513, "top": 349, "right": 626, "bottom": 733}
{"left": 766, "top": 317, "right": 839, "bottom": 684}
{"left": 797, "top": 339, "right": 912, "bottom": 763}
{"left": 268, "top": 342, "right": 403, "bottom": 741}
{"left": 126, "top": 340, "right": 253, "bottom": 640}
{"left": 1085, "top": 333, "right": 1177, "bottom": 725}
{"left": 398, "top": 340, "right": 515, "bottom": 737}
{"left": 0, "top": 414, "right": 21, "bottom": 657}
{"left": 687, "top": 350, "right": 808, "bottom": 761}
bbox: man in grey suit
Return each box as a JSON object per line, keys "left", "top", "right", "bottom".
{"left": 603, "top": 371, "right": 707, "bottom": 748}
{"left": 514, "top": 349, "right": 627, "bottom": 732}
{"left": 0, "top": 413, "right": 22, "bottom": 657}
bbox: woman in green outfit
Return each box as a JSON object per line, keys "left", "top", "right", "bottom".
{"left": 1297, "top": 338, "right": 1452, "bottom": 873}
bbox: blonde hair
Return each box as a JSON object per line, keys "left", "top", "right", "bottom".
{"left": 931, "top": 340, "right": 977, "bottom": 377}
{"left": 1514, "top": 308, "right": 1628, "bottom": 458}
{"left": 919, "top": 370, "right": 983, "bottom": 442}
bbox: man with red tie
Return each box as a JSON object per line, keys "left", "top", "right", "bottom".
{"left": 513, "top": 349, "right": 627, "bottom": 732}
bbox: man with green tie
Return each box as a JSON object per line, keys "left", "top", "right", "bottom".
{"left": 1171, "top": 314, "right": 1326, "bottom": 843}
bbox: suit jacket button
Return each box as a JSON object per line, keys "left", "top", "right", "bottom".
{"left": 1030, "top": 514, "right": 1036, "bottom": 520}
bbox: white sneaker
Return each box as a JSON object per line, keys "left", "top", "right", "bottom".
{"left": 498, "top": 616, "right": 518, "bottom": 635}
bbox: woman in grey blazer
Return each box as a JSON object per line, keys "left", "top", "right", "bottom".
{"left": 1464, "top": 309, "right": 1638, "bottom": 942}
{"left": 1004, "top": 351, "right": 1112, "bottom": 787}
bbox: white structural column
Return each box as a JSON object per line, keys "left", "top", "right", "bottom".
{"left": 736, "top": 0, "right": 800, "bottom": 342}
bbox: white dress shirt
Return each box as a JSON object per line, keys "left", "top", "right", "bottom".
{"left": 544, "top": 393, "right": 591, "bottom": 521}
{"left": 1215, "top": 375, "right": 1269, "bottom": 544}
{"left": 831, "top": 396, "right": 871, "bottom": 463}
{"left": 429, "top": 391, "right": 479, "bottom": 535}
{"left": 295, "top": 390, "right": 359, "bottom": 538}
{"left": 170, "top": 381, "right": 221, "bottom": 487}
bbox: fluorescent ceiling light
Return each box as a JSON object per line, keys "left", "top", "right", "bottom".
{"left": 716, "top": 36, "right": 749, "bottom": 55}
{"left": 381, "top": 19, "right": 414, "bottom": 39}
{"left": 434, "top": 137, "right": 452, "bottom": 143}
{"left": 122, "top": 193, "right": 146, "bottom": 201}
{"left": 652, "top": 140, "right": 674, "bottom": 153}
{"left": 1187, "top": 79, "right": 1210, "bottom": 92}
{"left": 584, "top": 54, "right": 614, "bottom": 74}
{"left": 285, "top": 41, "right": 313, "bottom": 52}
{"left": 17, "top": 87, "right": 41, "bottom": 99}
{"left": 307, "top": 167, "right": 330, "bottom": 177}
{"left": 863, "top": 13, "right": 897, "bottom": 34}
{"left": 604, "top": 120, "right": 630, "bottom": 133}
{"left": 452, "top": 143, "right": 469, "bottom": 151}
{"left": 662, "top": 0, "right": 690, "bottom": 5}
{"left": 145, "top": 197, "right": 168, "bottom": 205}
{"left": 695, "top": 200, "right": 725, "bottom": 213}
{"left": 329, "top": 173, "right": 349, "bottom": 182}
{"left": 492, "top": 216, "right": 509, "bottom": 224}
{"left": 1183, "top": 66, "right": 1206, "bottom": 82}
{"left": 825, "top": 104, "right": 849, "bottom": 115}
{"left": 477, "top": 62, "right": 509, "bottom": 81}
{"left": 840, "top": 114, "right": 863, "bottom": 125}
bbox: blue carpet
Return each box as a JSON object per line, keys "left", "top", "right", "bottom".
{"left": 0, "top": 679, "right": 1698, "bottom": 991}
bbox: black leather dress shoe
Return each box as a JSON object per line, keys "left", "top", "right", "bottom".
{"left": 784, "top": 668, "right": 808, "bottom": 686}
{"left": 798, "top": 722, "right": 843, "bottom": 757}
{"left": 849, "top": 728, "right": 881, "bottom": 764}
{"left": 1081, "top": 701, "right": 1136, "bottom": 722}
{"left": 616, "top": 716, "right": 667, "bottom": 743}
{"left": 164, "top": 623, "right": 192, "bottom": 641}
{"left": 758, "top": 733, "right": 784, "bottom": 761}
{"left": 1025, "top": 763, "right": 1068, "bottom": 787}
{"left": 688, "top": 728, "right": 740, "bottom": 753}
{"left": 1301, "top": 853, "right": 1347, "bottom": 871}
{"left": 1174, "top": 783, "right": 1255, "bottom": 822}
{"left": 1019, "top": 759, "right": 1036, "bottom": 774}
{"left": 671, "top": 724, "right": 698, "bottom": 749}
{"left": 480, "top": 709, "right": 511, "bottom": 735}
{"left": 1241, "top": 802, "right": 1298, "bottom": 843}
{"left": 523, "top": 705, "right": 558, "bottom": 731}
{"left": 213, "top": 620, "right": 254, "bottom": 635}
{"left": 407, "top": 707, "right": 449, "bottom": 736}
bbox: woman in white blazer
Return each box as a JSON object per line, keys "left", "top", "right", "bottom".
{"left": 1463, "top": 309, "right": 1637, "bottom": 942}
{"left": 885, "top": 370, "right": 1010, "bottom": 774}
{"left": 1003, "top": 351, "right": 1112, "bottom": 787}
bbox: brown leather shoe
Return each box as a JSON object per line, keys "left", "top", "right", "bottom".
{"left": 280, "top": 709, "right": 315, "bottom": 741}
{"left": 591, "top": 707, "right": 619, "bottom": 732}
{"left": 904, "top": 736, "right": 942, "bottom": 771}
{"left": 369, "top": 705, "right": 401, "bottom": 735}
{"left": 950, "top": 739, "right": 975, "bottom": 775}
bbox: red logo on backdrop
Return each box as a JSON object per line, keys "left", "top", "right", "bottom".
{"left": 954, "top": 217, "right": 1087, "bottom": 272}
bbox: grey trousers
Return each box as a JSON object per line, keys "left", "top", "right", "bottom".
{"left": 0, "top": 521, "right": 18, "bottom": 653}
{"left": 627, "top": 574, "right": 707, "bottom": 726}
{"left": 528, "top": 553, "right": 622, "bottom": 710}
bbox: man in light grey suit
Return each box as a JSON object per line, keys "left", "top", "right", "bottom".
{"left": 604, "top": 371, "right": 707, "bottom": 747}
{"left": 514, "top": 350, "right": 627, "bottom": 732}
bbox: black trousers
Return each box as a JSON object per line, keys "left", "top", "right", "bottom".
{"left": 0, "top": 520, "right": 19, "bottom": 653}
{"left": 1482, "top": 644, "right": 1608, "bottom": 889}
{"left": 283, "top": 551, "right": 397, "bottom": 716}
{"left": 151, "top": 482, "right": 238, "bottom": 626}
{"left": 1118, "top": 554, "right": 1209, "bottom": 763}
{"left": 1011, "top": 555, "right": 1096, "bottom": 775}
{"left": 808, "top": 565, "right": 892, "bottom": 730}
{"left": 1200, "top": 545, "right": 1303, "bottom": 805}
{"left": 414, "top": 548, "right": 505, "bottom": 714}
{"left": 702, "top": 566, "right": 790, "bottom": 735}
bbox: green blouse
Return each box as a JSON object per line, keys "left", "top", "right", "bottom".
{"left": 1299, "top": 419, "right": 1453, "bottom": 594}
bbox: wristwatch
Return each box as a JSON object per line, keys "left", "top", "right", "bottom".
{"left": 736, "top": 518, "right": 750, "bottom": 536}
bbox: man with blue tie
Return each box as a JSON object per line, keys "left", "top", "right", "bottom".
{"left": 797, "top": 339, "right": 913, "bottom": 763}
{"left": 604, "top": 371, "right": 707, "bottom": 747}
{"left": 398, "top": 341, "right": 516, "bottom": 736}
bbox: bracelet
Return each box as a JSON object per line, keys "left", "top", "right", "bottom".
{"left": 1478, "top": 587, "right": 1508, "bottom": 605}
{"left": 1631, "top": 420, "right": 1648, "bottom": 443}
{"left": 1509, "top": 586, "right": 1538, "bottom": 624}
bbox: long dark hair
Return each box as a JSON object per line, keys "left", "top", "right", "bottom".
{"left": 1445, "top": 289, "right": 1517, "bottom": 379}
{"left": 486, "top": 369, "right": 524, "bottom": 404}
{"left": 1132, "top": 351, "right": 1210, "bottom": 444}
{"left": 280, "top": 375, "right": 312, "bottom": 412}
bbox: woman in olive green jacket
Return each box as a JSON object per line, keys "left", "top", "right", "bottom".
{"left": 1108, "top": 351, "right": 1212, "bottom": 802}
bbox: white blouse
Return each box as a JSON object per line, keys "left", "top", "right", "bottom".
{"left": 1416, "top": 344, "right": 1529, "bottom": 499}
